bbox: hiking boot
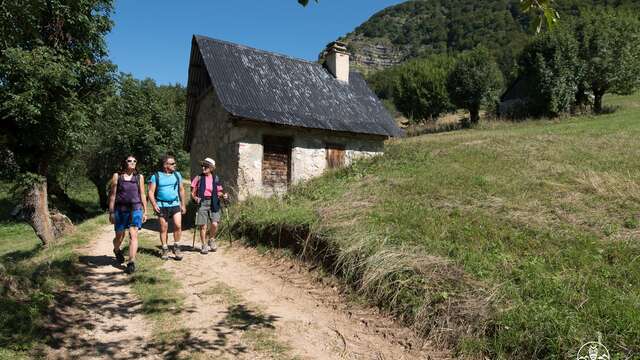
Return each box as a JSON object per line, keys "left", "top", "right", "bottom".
{"left": 208, "top": 239, "right": 217, "bottom": 252}
{"left": 201, "top": 245, "right": 209, "bottom": 255}
{"left": 172, "top": 244, "right": 183, "bottom": 260}
{"left": 161, "top": 247, "right": 170, "bottom": 260}
{"left": 114, "top": 249, "right": 125, "bottom": 264}
{"left": 125, "top": 262, "right": 136, "bottom": 274}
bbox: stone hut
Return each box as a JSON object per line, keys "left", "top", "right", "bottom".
{"left": 498, "top": 75, "right": 533, "bottom": 119}
{"left": 184, "top": 35, "right": 402, "bottom": 200}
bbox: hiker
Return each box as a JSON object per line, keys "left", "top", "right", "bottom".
{"left": 108, "top": 155, "right": 147, "bottom": 274}
{"left": 191, "top": 157, "right": 228, "bottom": 254}
{"left": 148, "top": 154, "right": 186, "bottom": 260}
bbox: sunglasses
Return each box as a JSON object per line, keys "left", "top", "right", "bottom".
{"left": 165, "top": 162, "right": 176, "bottom": 166}
{"left": 126, "top": 159, "right": 137, "bottom": 163}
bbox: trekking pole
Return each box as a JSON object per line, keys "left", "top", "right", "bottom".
{"left": 222, "top": 196, "right": 231, "bottom": 246}
{"left": 192, "top": 205, "right": 197, "bottom": 250}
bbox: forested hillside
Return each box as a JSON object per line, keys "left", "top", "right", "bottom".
{"left": 338, "top": 0, "right": 640, "bottom": 77}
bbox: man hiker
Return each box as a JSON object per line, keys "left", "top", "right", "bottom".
{"left": 108, "top": 155, "right": 147, "bottom": 274}
{"left": 191, "top": 157, "right": 228, "bottom": 254}
{"left": 148, "top": 154, "right": 186, "bottom": 260}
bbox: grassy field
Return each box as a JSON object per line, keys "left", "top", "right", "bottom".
{"left": 227, "top": 93, "right": 640, "bottom": 359}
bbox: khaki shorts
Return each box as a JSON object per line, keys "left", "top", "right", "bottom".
{"left": 195, "top": 199, "right": 221, "bottom": 225}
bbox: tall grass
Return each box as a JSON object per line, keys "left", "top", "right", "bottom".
{"left": 225, "top": 93, "right": 640, "bottom": 359}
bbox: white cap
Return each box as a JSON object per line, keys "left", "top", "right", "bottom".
{"left": 200, "top": 157, "right": 215, "bottom": 168}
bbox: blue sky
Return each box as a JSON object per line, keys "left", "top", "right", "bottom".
{"left": 107, "top": 1, "right": 404, "bottom": 86}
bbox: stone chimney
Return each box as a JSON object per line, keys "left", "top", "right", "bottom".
{"left": 324, "top": 41, "right": 349, "bottom": 83}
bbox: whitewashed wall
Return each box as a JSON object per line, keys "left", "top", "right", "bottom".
{"left": 190, "top": 92, "right": 386, "bottom": 200}
{"left": 232, "top": 122, "right": 384, "bottom": 200}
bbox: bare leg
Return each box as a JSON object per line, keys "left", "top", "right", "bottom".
{"left": 113, "top": 231, "right": 126, "bottom": 251}
{"left": 208, "top": 222, "right": 218, "bottom": 241}
{"left": 158, "top": 216, "right": 169, "bottom": 247}
{"left": 128, "top": 227, "right": 139, "bottom": 262}
{"left": 199, "top": 225, "right": 207, "bottom": 246}
{"left": 208, "top": 222, "right": 219, "bottom": 250}
{"left": 172, "top": 211, "right": 182, "bottom": 245}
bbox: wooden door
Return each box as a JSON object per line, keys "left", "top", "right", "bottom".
{"left": 326, "top": 144, "right": 345, "bottom": 169}
{"left": 262, "top": 136, "right": 291, "bottom": 195}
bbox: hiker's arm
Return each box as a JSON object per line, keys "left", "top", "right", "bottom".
{"left": 191, "top": 187, "right": 200, "bottom": 204}
{"left": 108, "top": 173, "right": 118, "bottom": 224}
{"left": 217, "top": 182, "right": 229, "bottom": 201}
{"left": 139, "top": 175, "right": 148, "bottom": 222}
{"left": 190, "top": 177, "right": 200, "bottom": 204}
{"left": 148, "top": 178, "right": 160, "bottom": 213}
{"left": 179, "top": 181, "right": 186, "bottom": 214}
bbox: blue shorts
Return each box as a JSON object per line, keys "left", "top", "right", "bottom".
{"left": 114, "top": 208, "right": 143, "bottom": 232}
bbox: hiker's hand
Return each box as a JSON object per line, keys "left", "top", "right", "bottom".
{"left": 109, "top": 213, "right": 114, "bottom": 224}
{"left": 142, "top": 213, "right": 147, "bottom": 223}
{"left": 181, "top": 205, "right": 186, "bottom": 214}
{"left": 193, "top": 196, "right": 201, "bottom": 204}
{"left": 222, "top": 193, "right": 229, "bottom": 200}
{"left": 153, "top": 204, "right": 161, "bottom": 214}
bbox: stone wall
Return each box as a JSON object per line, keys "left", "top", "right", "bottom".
{"left": 232, "top": 121, "right": 385, "bottom": 200}
{"left": 190, "top": 94, "right": 386, "bottom": 200}
{"left": 188, "top": 90, "right": 238, "bottom": 194}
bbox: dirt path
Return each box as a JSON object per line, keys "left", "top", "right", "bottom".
{"left": 152, "top": 228, "right": 450, "bottom": 360}
{"left": 47, "top": 225, "right": 449, "bottom": 359}
{"left": 47, "top": 226, "right": 160, "bottom": 360}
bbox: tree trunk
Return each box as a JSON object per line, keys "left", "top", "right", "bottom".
{"left": 48, "top": 175, "right": 88, "bottom": 218}
{"left": 470, "top": 107, "right": 480, "bottom": 125}
{"left": 91, "top": 178, "right": 109, "bottom": 210}
{"left": 594, "top": 90, "right": 605, "bottom": 114}
{"left": 22, "top": 180, "right": 55, "bottom": 246}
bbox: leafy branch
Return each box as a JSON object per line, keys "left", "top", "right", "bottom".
{"left": 521, "top": 0, "right": 560, "bottom": 33}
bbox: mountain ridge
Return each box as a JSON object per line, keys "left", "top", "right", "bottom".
{"left": 334, "top": 0, "right": 640, "bottom": 75}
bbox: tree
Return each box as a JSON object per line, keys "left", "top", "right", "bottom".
{"left": 84, "top": 75, "right": 187, "bottom": 209}
{"left": 517, "top": 28, "right": 581, "bottom": 117}
{"left": 574, "top": 10, "right": 640, "bottom": 113}
{"left": 393, "top": 55, "right": 455, "bottom": 122}
{"left": 447, "top": 47, "right": 503, "bottom": 126}
{"left": 366, "top": 66, "right": 403, "bottom": 101}
{"left": 0, "top": 0, "right": 114, "bottom": 245}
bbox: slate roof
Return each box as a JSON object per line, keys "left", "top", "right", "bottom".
{"left": 500, "top": 74, "right": 532, "bottom": 102}
{"left": 185, "top": 35, "right": 402, "bottom": 149}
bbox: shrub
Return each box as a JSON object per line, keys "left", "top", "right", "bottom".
{"left": 393, "top": 55, "right": 455, "bottom": 122}
{"left": 517, "top": 28, "right": 581, "bottom": 117}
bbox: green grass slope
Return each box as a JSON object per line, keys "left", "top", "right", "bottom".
{"left": 227, "top": 93, "right": 640, "bottom": 359}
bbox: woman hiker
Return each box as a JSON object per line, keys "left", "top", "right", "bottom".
{"left": 108, "top": 155, "right": 147, "bottom": 274}
{"left": 191, "top": 157, "right": 228, "bottom": 254}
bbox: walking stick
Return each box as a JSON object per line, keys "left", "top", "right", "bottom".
{"left": 192, "top": 222, "right": 197, "bottom": 249}
{"left": 192, "top": 205, "right": 198, "bottom": 249}
{"left": 221, "top": 197, "right": 231, "bottom": 246}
